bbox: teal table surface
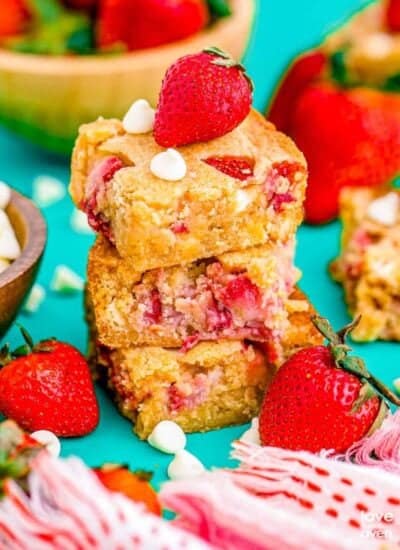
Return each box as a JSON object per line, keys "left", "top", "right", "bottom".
{"left": 0, "top": 0, "right": 396, "bottom": 490}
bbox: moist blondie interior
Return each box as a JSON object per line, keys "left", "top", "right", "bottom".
{"left": 88, "top": 236, "right": 300, "bottom": 350}
{"left": 86, "top": 288, "right": 323, "bottom": 439}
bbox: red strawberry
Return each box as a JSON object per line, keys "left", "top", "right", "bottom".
{"left": 259, "top": 316, "right": 400, "bottom": 453}
{"left": 154, "top": 48, "right": 253, "bottom": 147}
{"left": 290, "top": 83, "right": 400, "bottom": 223}
{"left": 220, "top": 275, "right": 261, "bottom": 321}
{"left": 97, "top": 0, "right": 209, "bottom": 50}
{"left": 386, "top": 0, "right": 400, "bottom": 32}
{"left": 268, "top": 50, "right": 326, "bottom": 133}
{"left": 0, "top": 329, "right": 99, "bottom": 437}
{"left": 0, "top": 0, "right": 30, "bottom": 38}
{"left": 95, "top": 465, "right": 161, "bottom": 515}
{"left": 204, "top": 156, "right": 255, "bottom": 181}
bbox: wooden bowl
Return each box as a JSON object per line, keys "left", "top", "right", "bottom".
{"left": 0, "top": 191, "right": 46, "bottom": 338}
{"left": 0, "top": 0, "right": 255, "bottom": 154}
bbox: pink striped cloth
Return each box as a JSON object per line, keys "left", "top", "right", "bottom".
{"left": 0, "top": 452, "right": 213, "bottom": 550}
{"left": 161, "top": 441, "right": 400, "bottom": 550}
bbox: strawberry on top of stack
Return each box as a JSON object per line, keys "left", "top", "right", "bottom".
{"left": 0, "top": 0, "right": 230, "bottom": 55}
{"left": 268, "top": 0, "right": 400, "bottom": 224}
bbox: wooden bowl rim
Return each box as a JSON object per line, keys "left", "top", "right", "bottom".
{"left": 0, "top": 0, "right": 254, "bottom": 75}
{"left": 0, "top": 191, "right": 46, "bottom": 288}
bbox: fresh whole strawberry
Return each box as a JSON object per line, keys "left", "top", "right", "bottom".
{"left": 289, "top": 83, "right": 400, "bottom": 223}
{"left": 386, "top": 0, "right": 400, "bottom": 32}
{"left": 97, "top": 0, "right": 209, "bottom": 50}
{"left": 0, "top": 0, "right": 30, "bottom": 38}
{"left": 0, "top": 328, "right": 99, "bottom": 437}
{"left": 94, "top": 465, "right": 161, "bottom": 515}
{"left": 268, "top": 49, "right": 327, "bottom": 134}
{"left": 154, "top": 48, "right": 253, "bottom": 147}
{"left": 259, "top": 316, "right": 400, "bottom": 453}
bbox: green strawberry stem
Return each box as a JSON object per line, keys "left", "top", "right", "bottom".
{"left": 312, "top": 315, "right": 400, "bottom": 407}
{"left": 0, "top": 326, "right": 55, "bottom": 367}
{"left": 204, "top": 47, "right": 254, "bottom": 91}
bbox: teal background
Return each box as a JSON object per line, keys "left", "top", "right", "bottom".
{"left": 0, "top": 0, "right": 396, "bottom": 490}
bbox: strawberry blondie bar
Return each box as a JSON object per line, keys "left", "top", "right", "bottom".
{"left": 70, "top": 110, "right": 307, "bottom": 273}
{"left": 87, "top": 236, "right": 300, "bottom": 351}
{"left": 87, "top": 289, "right": 322, "bottom": 439}
{"left": 330, "top": 186, "right": 400, "bottom": 341}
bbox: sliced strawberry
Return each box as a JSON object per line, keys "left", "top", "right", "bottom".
{"left": 219, "top": 276, "right": 262, "bottom": 321}
{"left": 204, "top": 156, "right": 255, "bottom": 181}
{"left": 268, "top": 50, "right": 327, "bottom": 133}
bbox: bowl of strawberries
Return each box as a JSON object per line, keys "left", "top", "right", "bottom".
{"left": 0, "top": 0, "right": 255, "bottom": 154}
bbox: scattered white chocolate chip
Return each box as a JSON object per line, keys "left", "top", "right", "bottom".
{"left": 394, "top": 378, "right": 400, "bottom": 395}
{"left": 0, "top": 181, "right": 11, "bottom": 209}
{"left": 0, "top": 258, "right": 10, "bottom": 274}
{"left": 23, "top": 284, "right": 46, "bottom": 314}
{"left": 234, "top": 189, "right": 253, "bottom": 213}
{"left": 240, "top": 417, "right": 261, "bottom": 445}
{"left": 33, "top": 175, "right": 65, "bottom": 208}
{"left": 147, "top": 420, "right": 186, "bottom": 454}
{"left": 361, "top": 32, "right": 394, "bottom": 59}
{"left": 0, "top": 210, "right": 21, "bottom": 260}
{"left": 31, "top": 430, "right": 61, "bottom": 457}
{"left": 150, "top": 149, "right": 187, "bottom": 182}
{"left": 123, "top": 99, "right": 155, "bottom": 134}
{"left": 51, "top": 265, "right": 84, "bottom": 293}
{"left": 367, "top": 192, "right": 399, "bottom": 226}
{"left": 70, "top": 208, "right": 93, "bottom": 235}
{"left": 167, "top": 449, "right": 205, "bottom": 480}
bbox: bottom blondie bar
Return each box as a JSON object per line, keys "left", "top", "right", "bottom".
{"left": 87, "top": 289, "right": 322, "bottom": 439}
{"left": 331, "top": 187, "right": 400, "bottom": 341}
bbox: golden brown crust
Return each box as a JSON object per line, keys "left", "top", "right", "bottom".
{"left": 70, "top": 110, "right": 307, "bottom": 272}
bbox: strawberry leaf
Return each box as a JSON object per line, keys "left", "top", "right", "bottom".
{"left": 207, "top": 0, "right": 232, "bottom": 17}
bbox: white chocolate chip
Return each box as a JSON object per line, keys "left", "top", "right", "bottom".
{"left": 123, "top": 99, "right": 155, "bottom": 134}
{"left": 234, "top": 189, "right": 253, "bottom": 213}
{"left": 147, "top": 420, "right": 186, "bottom": 454}
{"left": 362, "top": 32, "right": 394, "bottom": 59}
{"left": 31, "top": 430, "right": 61, "bottom": 457}
{"left": 367, "top": 192, "right": 399, "bottom": 226}
{"left": 167, "top": 449, "right": 205, "bottom": 480}
{"left": 23, "top": 284, "right": 46, "bottom": 314}
{"left": 70, "top": 208, "right": 93, "bottom": 235}
{"left": 33, "top": 175, "right": 65, "bottom": 208}
{"left": 0, "top": 182, "right": 11, "bottom": 209}
{"left": 51, "top": 265, "right": 84, "bottom": 293}
{"left": 150, "top": 149, "right": 187, "bottom": 182}
{"left": 240, "top": 417, "right": 261, "bottom": 445}
{"left": 0, "top": 210, "right": 21, "bottom": 260}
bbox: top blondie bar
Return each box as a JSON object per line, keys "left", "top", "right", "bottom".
{"left": 70, "top": 110, "right": 307, "bottom": 272}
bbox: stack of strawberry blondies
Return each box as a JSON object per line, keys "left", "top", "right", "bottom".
{"left": 69, "top": 50, "right": 321, "bottom": 438}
